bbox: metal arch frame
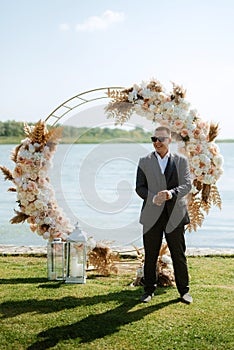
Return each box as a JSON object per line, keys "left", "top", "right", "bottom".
{"left": 44, "top": 87, "right": 124, "bottom": 126}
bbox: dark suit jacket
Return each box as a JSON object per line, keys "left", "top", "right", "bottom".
{"left": 135, "top": 152, "right": 192, "bottom": 233}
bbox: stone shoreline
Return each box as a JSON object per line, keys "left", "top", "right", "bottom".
{"left": 0, "top": 245, "right": 234, "bottom": 257}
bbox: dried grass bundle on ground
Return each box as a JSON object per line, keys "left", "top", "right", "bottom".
{"left": 131, "top": 243, "right": 175, "bottom": 287}
{"left": 87, "top": 242, "right": 119, "bottom": 276}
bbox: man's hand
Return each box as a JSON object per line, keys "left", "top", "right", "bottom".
{"left": 153, "top": 190, "right": 172, "bottom": 206}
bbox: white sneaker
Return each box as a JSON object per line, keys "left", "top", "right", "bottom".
{"left": 181, "top": 292, "right": 193, "bottom": 304}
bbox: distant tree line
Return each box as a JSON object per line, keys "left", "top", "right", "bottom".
{"left": 0, "top": 120, "right": 31, "bottom": 137}
{"left": 0, "top": 120, "right": 152, "bottom": 142}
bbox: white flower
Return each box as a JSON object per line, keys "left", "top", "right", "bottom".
{"left": 194, "top": 168, "right": 203, "bottom": 176}
{"left": 44, "top": 217, "right": 53, "bottom": 225}
{"left": 213, "top": 155, "right": 224, "bottom": 168}
{"left": 213, "top": 168, "right": 224, "bottom": 179}
{"left": 43, "top": 231, "right": 50, "bottom": 239}
{"left": 186, "top": 144, "right": 196, "bottom": 153}
{"left": 136, "top": 267, "right": 144, "bottom": 278}
{"left": 167, "top": 264, "right": 173, "bottom": 271}
{"left": 203, "top": 174, "right": 215, "bottom": 184}
{"left": 35, "top": 217, "right": 42, "bottom": 224}
{"left": 149, "top": 104, "right": 156, "bottom": 112}
{"left": 141, "top": 88, "right": 153, "bottom": 99}
{"left": 33, "top": 142, "right": 40, "bottom": 148}
{"left": 34, "top": 200, "right": 44, "bottom": 210}
{"left": 190, "top": 185, "right": 198, "bottom": 194}
{"left": 161, "top": 254, "right": 172, "bottom": 264}
{"left": 133, "top": 84, "right": 140, "bottom": 91}
{"left": 135, "top": 99, "right": 144, "bottom": 106}
{"left": 190, "top": 155, "right": 200, "bottom": 167}
{"left": 128, "top": 90, "right": 138, "bottom": 102}
{"left": 199, "top": 154, "right": 211, "bottom": 166}
{"left": 29, "top": 144, "right": 35, "bottom": 153}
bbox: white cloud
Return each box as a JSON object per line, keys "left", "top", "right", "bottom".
{"left": 59, "top": 23, "right": 70, "bottom": 31}
{"left": 76, "top": 10, "right": 125, "bottom": 32}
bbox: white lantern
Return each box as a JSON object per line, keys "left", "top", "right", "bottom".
{"left": 47, "top": 238, "right": 66, "bottom": 281}
{"left": 65, "top": 223, "right": 87, "bottom": 284}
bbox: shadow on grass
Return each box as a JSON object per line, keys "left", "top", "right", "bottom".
{"left": 1, "top": 287, "right": 179, "bottom": 349}
{"left": 0, "top": 277, "right": 48, "bottom": 284}
{"left": 1, "top": 287, "right": 164, "bottom": 319}
{"left": 27, "top": 290, "right": 179, "bottom": 349}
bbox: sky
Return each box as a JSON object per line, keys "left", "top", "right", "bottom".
{"left": 1, "top": 0, "right": 234, "bottom": 139}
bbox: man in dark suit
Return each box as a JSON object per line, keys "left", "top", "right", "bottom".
{"left": 136, "top": 126, "right": 193, "bottom": 304}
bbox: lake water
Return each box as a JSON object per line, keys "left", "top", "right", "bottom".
{"left": 0, "top": 143, "right": 233, "bottom": 249}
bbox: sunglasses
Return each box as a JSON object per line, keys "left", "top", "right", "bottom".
{"left": 151, "top": 136, "right": 169, "bottom": 142}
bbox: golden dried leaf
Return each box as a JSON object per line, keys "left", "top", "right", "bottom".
{"left": 187, "top": 195, "right": 204, "bottom": 232}
{"left": 0, "top": 165, "right": 13, "bottom": 181}
{"left": 107, "top": 88, "right": 129, "bottom": 103}
{"left": 210, "top": 185, "right": 222, "bottom": 209}
{"left": 10, "top": 210, "right": 29, "bottom": 224}
{"left": 27, "top": 120, "right": 48, "bottom": 145}
{"left": 30, "top": 224, "right": 37, "bottom": 232}
{"left": 193, "top": 179, "right": 203, "bottom": 192}
{"left": 7, "top": 187, "right": 16, "bottom": 192}
{"left": 171, "top": 82, "right": 186, "bottom": 102}
{"left": 45, "top": 126, "right": 63, "bottom": 144}
{"left": 147, "top": 80, "right": 163, "bottom": 92}
{"left": 202, "top": 183, "right": 211, "bottom": 203}
{"left": 23, "top": 122, "right": 33, "bottom": 137}
{"left": 201, "top": 199, "right": 212, "bottom": 215}
{"left": 11, "top": 144, "right": 22, "bottom": 163}
{"left": 208, "top": 122, "right": 220, "bottom": 142}
{"left": 159, "top": 243, "right": 168, "bottom": 257}
{"left": 87, "top": 243, "right": 119, "bottom": 276}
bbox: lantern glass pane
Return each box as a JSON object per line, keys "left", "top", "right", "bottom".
{"left": 47, "top": 241, "right": 66, "bottom": 280}
{"left": 66, "top": 242, "right": 86, "bottom": 284}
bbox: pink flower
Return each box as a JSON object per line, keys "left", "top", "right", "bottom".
{"left": 197, "top": 121, "right": 208, "bottom": 130}
{"left": 180, "top": 129, "right": 189, "bottom": 137}
{"left": 209, "top": 145, "right": 218, "bottom": 156}
{"left": 194, "top": 144, "right": 202, "bottom": 154}
{"left": 14, "top": 165, "right": 23, "bottom": 177}
{"left": 193, "top": 128, "right": 201, "bottom": 139}
{"left": 174, "top": 120, "right": 184, "bottom": 130}
{"left": 27, "top": 181, "right": 37, "bottom": 191}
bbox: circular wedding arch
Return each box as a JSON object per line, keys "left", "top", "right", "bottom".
{"left": 43, "top": 83, "right": 223, "bottom": 234}
{"left": 44, "top": 87, "right": 124, "bottom": 126}
{"left": 2, "top": 81, "right": 223, "bottom": 243}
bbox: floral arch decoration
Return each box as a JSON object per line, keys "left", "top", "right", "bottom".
{"left": 0, "top": 81, "right": 223, "bottom": 243}
{"left": 105, "top": 80, "right": 223, "bottom": 232}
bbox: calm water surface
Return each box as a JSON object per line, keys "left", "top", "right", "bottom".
{"left": 0, "top": 143, "right": 233, "bottom": 248}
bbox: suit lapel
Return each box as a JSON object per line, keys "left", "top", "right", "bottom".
{"left": 164, "top": 154, "right": 176, "bottom": 182}
{"left": 152, "top": 152, "right": 162, "bottom": 177}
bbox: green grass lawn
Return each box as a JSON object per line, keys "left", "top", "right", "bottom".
{"left": 0, "top": 256, "right": 233, "bottom": 350}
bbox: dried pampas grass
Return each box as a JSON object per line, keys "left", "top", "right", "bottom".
{"left": 0, "top": 166, "right": 13, "bottom": 181}
{"left": 87, "top": 242, "right": 119, "bottom": 276}
{"left": 131, "top": 243, "right": 175, "bottom": 288}
{"left": 23, "top": 120, "right": 63, "bottom": 147}
{"left": 11, "top": 144, "right": 22, "bottom": 163}
{"left": 208, "top": 122, "right": 220, "bottom": 142}
{"left": 7, "top": 187, "right": 16, "bottom": 192}
{"left": 10, "top": 210, "right": 29, "bottom": 224}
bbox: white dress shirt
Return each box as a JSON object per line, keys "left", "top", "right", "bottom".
{"left": 153, "top": 151, "right": 172, "bottom": 203}
{"left": 155, "top": 151, "right": 170, "bottom": 174}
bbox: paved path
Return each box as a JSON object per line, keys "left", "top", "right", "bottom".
{"left": 0, "top": 245, "right": 233, "bottom": 256}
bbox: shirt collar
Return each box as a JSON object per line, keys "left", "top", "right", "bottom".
{"left": 155, "top": 151, "right": 170, "bottom": 160}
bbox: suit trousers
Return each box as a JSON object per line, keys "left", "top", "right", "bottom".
{"left": 143, "top": 210, "right": 189, "bottom": 296}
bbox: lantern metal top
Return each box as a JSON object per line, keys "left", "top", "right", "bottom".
{"left": 52, "top": 237, "right": 62, "bottom": 243}
{"left": 67, "top": 223, "right": 87, "bottom": 243}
